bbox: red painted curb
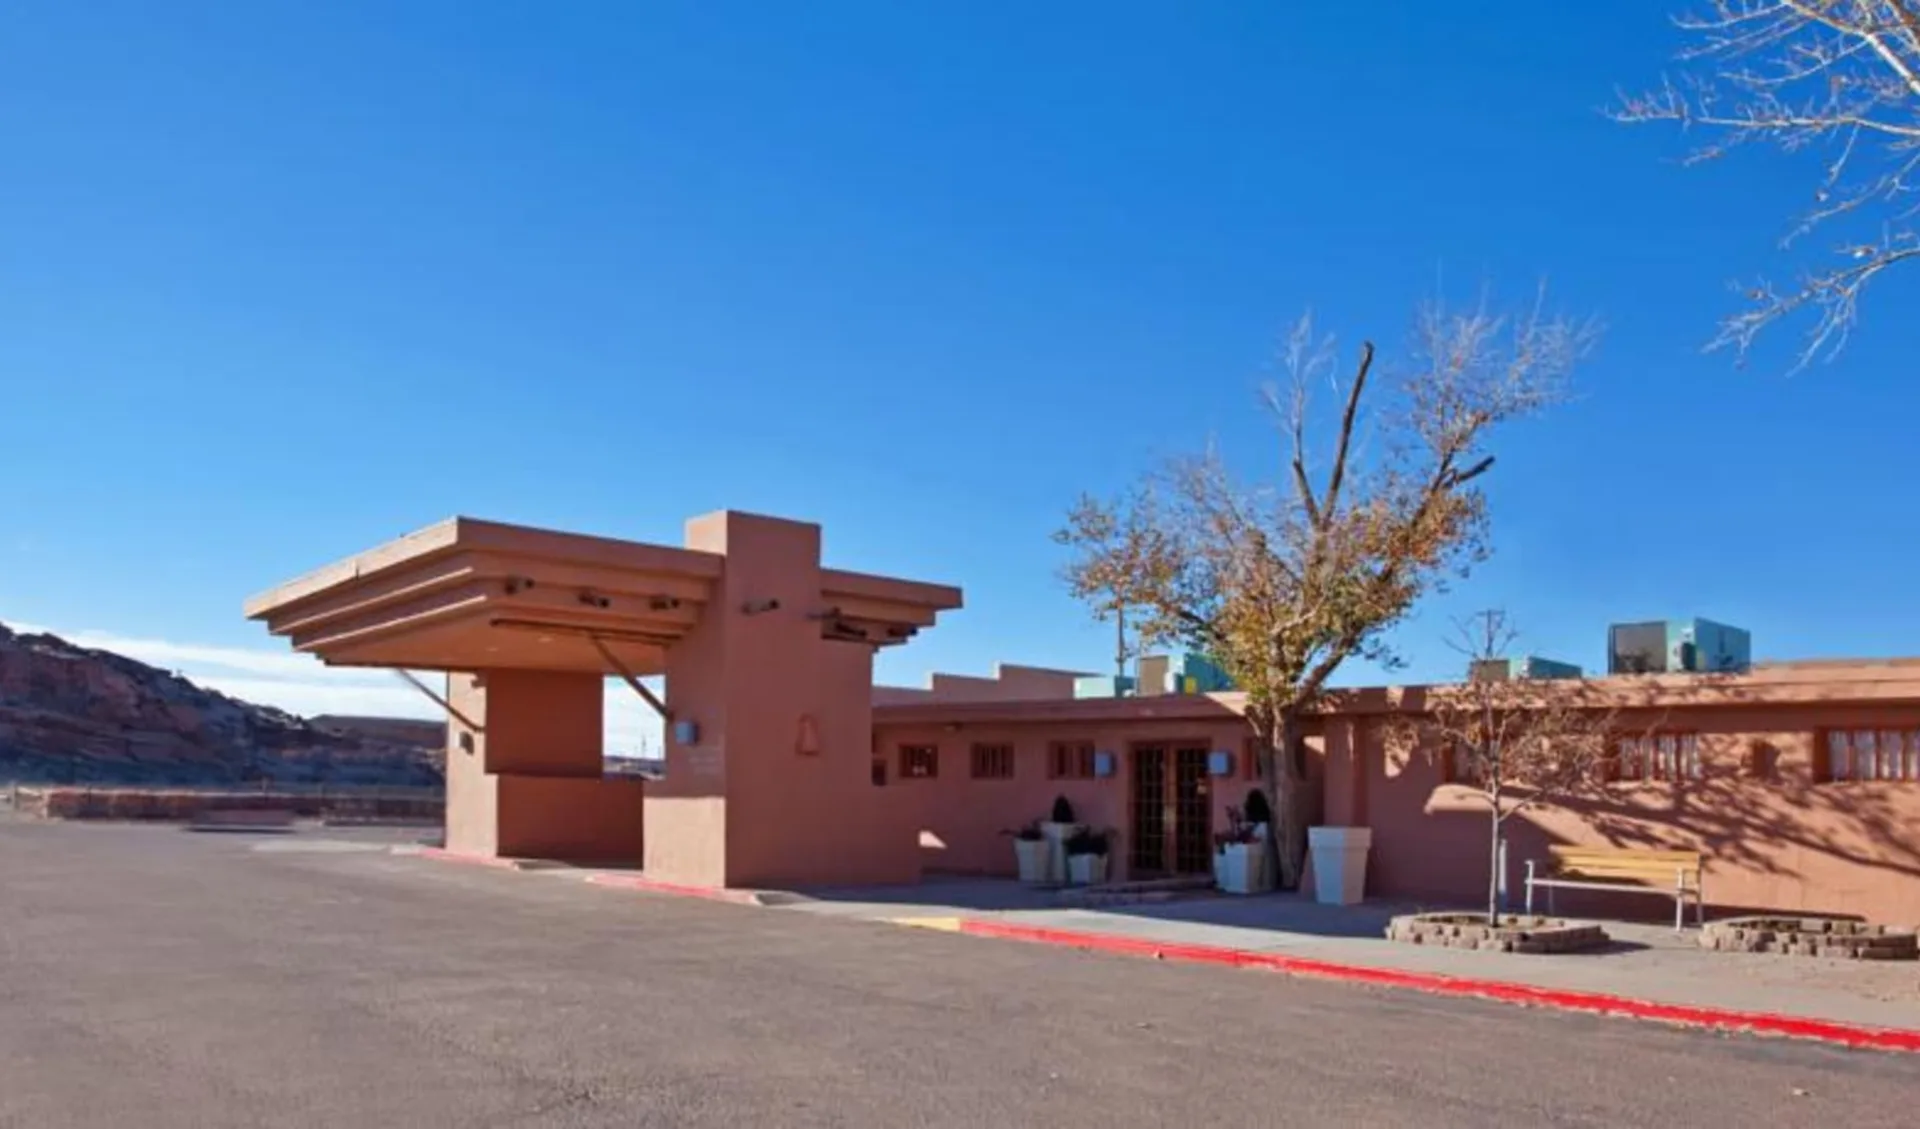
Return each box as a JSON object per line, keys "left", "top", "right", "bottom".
{"left": 585, "top": 873, "right": 765, "bottom": 906}
{"left": 958, "top": 919, "right": 1920, "bottom": 1055}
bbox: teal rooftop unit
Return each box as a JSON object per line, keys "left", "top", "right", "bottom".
{"left": 1073, "top": 675, "right": 1136, "bottom": 699}
{"left": 1608, "top": 618, "right": 1751, "bottom": 675}
{"left": 1468, "top": 656, "right": 1584, "bottom": 682}
{"left": 1135, "top": 652, "right": 1235, "bottom": 696}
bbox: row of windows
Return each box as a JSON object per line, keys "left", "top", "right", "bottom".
{"left": 882, "top": 741, "right": 1100, "bottom": 783}
{"left": 1441, "top": 729, "right": 1920, "bottom": 785}
{"left": 1824, "top": 729, "right": 1920, "bottom": 782}
{"left": 876, "top": 729, "right": 1920, "bottom": 786}
{"left": 1444, "top": 733, "right": 1707, "bottom": 784}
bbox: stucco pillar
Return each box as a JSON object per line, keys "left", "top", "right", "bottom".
{"left": 442, "top": 669, "right": 644, "bottom": 863}
{"left": 646, "top": 511, "right": 920, "bottom": 889}
{"left": 1321, "top": 718, "right": 1368, "bottom": 827}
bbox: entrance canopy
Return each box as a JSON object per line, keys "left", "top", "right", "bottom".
{"left": 244, "top": 514, "right": 962, "bottom": 677}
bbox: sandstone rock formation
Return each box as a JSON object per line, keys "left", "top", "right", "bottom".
{"left": 0, "top": 621, "right": 444, "bottom": 787}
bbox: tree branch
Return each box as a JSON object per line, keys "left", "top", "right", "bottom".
{"left": 1441, "top": 455, "right": 1495, "bottom": 490}
{"left": 1319, "top": 341, "right": 1373, "bottom": 527}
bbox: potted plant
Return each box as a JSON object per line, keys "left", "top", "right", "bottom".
{"left": 1064, "top": 827, "right": 1112, "bottom": 886}
{"left": 1213, "top": 805, "right": 1273, "bottom": 895}
{"left": 1040, "top": 794, "right": 1082, "bottom": 885}
{"left": 1003, "top": 820, "right": 1049, "bottom": 883}
{"left": 1243, "top": 788, "right": 1273, "bottom": 840}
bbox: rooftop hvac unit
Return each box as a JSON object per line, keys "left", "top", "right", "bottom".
{"left": 1608, "top": 618, "right": 1751, "bottom": 675}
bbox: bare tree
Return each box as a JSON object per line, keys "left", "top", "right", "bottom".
{"left": 1389, "top": 611, "right": 1617, "bottom": 924}
{"left": 1616, "top": 1, "right": 1920, "bottom": 365}
{"left": 1053, "top": 499, "right": 1166, "bottom": 685}
{"left": 1056, "top": 297, "right": 1595, "bottom": 888}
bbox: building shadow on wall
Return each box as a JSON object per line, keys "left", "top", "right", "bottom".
{"left": 1547, "top": 777, "right": 1920, "bottom": 922}
{"left": 1592, "top": 676, "right": 1916, "bottom": 920}
{"left": 1399, "top": 671, "right": 1920, "bottom": 924}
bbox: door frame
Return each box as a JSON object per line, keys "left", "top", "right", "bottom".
{"left": 1127, "top": 740, "right": 1214, "bottom": 878}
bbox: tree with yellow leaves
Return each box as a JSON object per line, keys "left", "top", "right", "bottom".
{"left": 1055, "top": 298, "right": 1595, "bottom": 889}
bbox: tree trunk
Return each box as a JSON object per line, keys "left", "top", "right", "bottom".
{"left": 1259, "top": 709, "right": 1309, "bottom": 890}
{"left": 1486, "top": 808, "right": 1501, "bottom": 926}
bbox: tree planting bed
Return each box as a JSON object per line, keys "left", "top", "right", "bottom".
{"left": 1699, "top": 917, "right": 1918, "bottom": 960}
{"left": 1386, "top": 912, "right": 1609, "bottom": 955}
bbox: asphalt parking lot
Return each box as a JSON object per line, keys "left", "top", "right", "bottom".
{"left": 0, "top": 822, "right": 1912, "bottom": 1128}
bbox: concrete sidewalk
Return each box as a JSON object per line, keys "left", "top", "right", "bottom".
{"left": 760, "top": 880, "right": 1920, "bottom": 1041}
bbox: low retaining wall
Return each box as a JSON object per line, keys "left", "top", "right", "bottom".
{"left": 1699, "top": 916, "right": 1919, "bottom": 960}
{"left": 1387, "top": 912, "right": 1611, "bottom": 955}
{"left": 20, "top": 787, "right": 443, "bottom": 823}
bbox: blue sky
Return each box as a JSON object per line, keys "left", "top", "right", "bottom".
{"left": 3, "top": 1, "right": 1916, "bottom": 745}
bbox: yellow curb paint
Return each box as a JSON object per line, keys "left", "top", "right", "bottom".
{"left": 887, "top": 916, "right": 964, "bottom": 932}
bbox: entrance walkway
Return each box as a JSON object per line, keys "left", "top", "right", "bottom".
{"left": 756, "top": 879, "right": 1920, "bottom": 1043}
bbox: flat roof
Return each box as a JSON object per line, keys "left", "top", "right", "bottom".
{"left": 872, "top": 661, "right": 1920, "bottom": 726}
{"left": 248, "top": 515, "right": 960, "bottom": 675}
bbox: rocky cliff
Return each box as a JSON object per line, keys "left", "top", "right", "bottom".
{"left": 0, "top": 621, "right": 444, "bottom": 787}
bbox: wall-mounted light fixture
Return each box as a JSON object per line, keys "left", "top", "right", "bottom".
{"left": 672, "top": 720, "right": 701, "bottom": 746}
{"left": 1207, "top": 750, "right": 1235, "bottom": 777}
{"left": 1093, "top": 751, "right": 1116, "bottom": 778}
{"left": 741, "top": 598, "right": 780, "bottom": 615}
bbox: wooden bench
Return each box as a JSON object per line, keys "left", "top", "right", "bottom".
{"left": 1524, "top": 846, "right": 1704, "bottom": 930}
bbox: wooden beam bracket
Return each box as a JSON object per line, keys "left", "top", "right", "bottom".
{"left": 392, "top": 669, "right": 484, "bottom": 734}
{"left": 589, "top": 634, "right": 672, "bottom": 722}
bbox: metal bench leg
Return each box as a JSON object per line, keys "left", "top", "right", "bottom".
{"left": 1674, "top": 869, "right": 1685, "bottom": 931}
{"left": 1524, "top": 861, "right": 1535, "bottom": 916}
{"left": 1696, "top": 876, "right": 1706, "bottom": 928}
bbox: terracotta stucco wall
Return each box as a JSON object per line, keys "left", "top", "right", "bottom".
{"left": 443, "top": 673, "right": 498, "bottom": 858}
{"left": 871, "top": 718, "right": 1315, "bottom": 881}
{"left": 497, "top": 775, "right": 644, "bottom": 862}
{"left": 874, "top": 665, "right": 1086, "bottom": 705}
{"left": 652, "top": 511, "right": 923, "bottom": 889}
{"left": 1353, "top": 703, "right": 1920, "bottom": 925}
{"left": 443, "top": 669, "right": 646, "bottom": 865}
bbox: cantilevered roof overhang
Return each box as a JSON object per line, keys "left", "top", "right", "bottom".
{"left": 244, "top": 516, "right": 962, "bottom": 676}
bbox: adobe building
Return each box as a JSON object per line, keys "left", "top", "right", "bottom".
{"left": 246, "top": 511, "right": 962, "bottom": 888}
{"left": 248, "top": 511, "right": 1920, "bottom": 926}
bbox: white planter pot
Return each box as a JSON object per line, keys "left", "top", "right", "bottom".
{"left": 1067, "top": 852, "right": 1109, "bottom": 886}
{"left": 1012, "top": 838, "right": 1049, "bottom": 884}
{"left": 1214, "top": 842, "right": 1272, "bottom": 895}
{"left": 1308, "top": 825, "right": 1373, "bottom": 906}
{"left": 1040, "top": 821, "right": 1081, "bottom": 885}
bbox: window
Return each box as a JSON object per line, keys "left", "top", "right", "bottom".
{"left": 1048, "top": 740, "right": 1096, "bottom": 780}
{"left": 970, "top": 742, "right": 1014, "bottom": 780}
{"left": 899, "top": 744, "right": 938, "bottom": 779}
{"left": 1823, "top": 729, "right": 1920, "bottom": 782}
{"left": 1243, "top": 737, "right": 1264, "bottom": 781}
{"left": 1613, "top": 733, "right": 1702, "bottom": 782}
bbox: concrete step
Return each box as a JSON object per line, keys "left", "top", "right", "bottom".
{"left": 1055, "top": 875, "right": 1215, "bottom": 908}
